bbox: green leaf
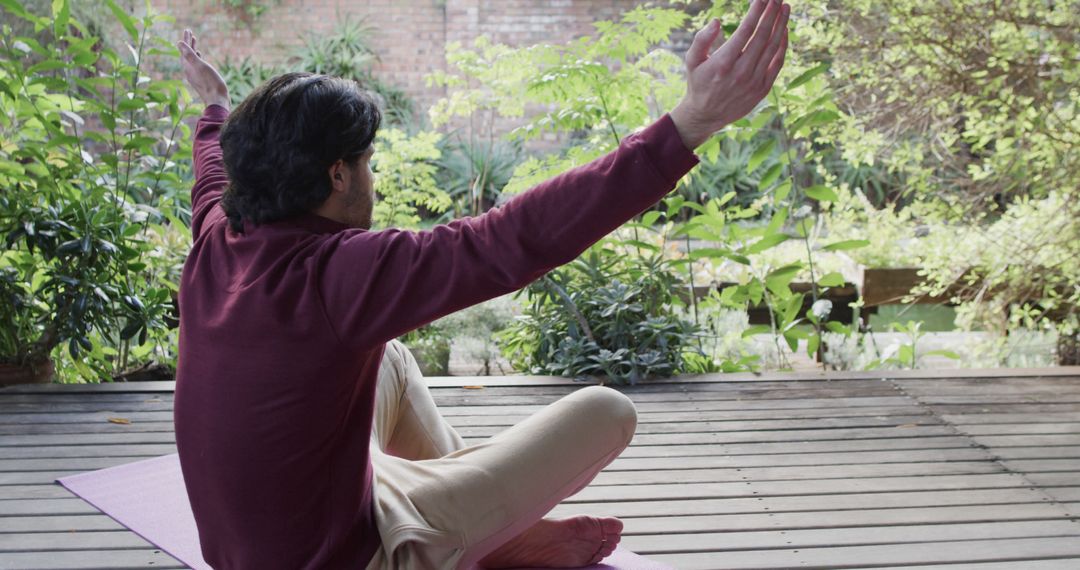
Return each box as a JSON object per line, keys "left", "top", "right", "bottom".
{"left": 804, "top": 184, "right": 838, "bottom": 202}
{"left": 641, "top": 211, "right": 661, "bottom": 226}
{"left": 783, "top": 329, "right": 800, "bottom": 352}
{"left": 773, "top": 179, "right": 792, "bottom": 202}
{"left": 746, "top": 233, "right": 789, "bottom": 254}
{"left": 822, "top": 239, "right": 870, "bottom": 251}
{"left": 105, "top": 0, "right": 139, "bottom": 41}
{"left": 806, "top": 333, "right": 820, "bottom": 358}
{"left": 52, "top": 0, "right": 70, "bottom": 39}
{"left": 826, "top": 321, "right": 852, "bottom": 336}
{"left": 742, "top": 324, "right": 772, "bottom": 337}
{"left": 766, "top": 264, "right": 802, "bottom": 295}
{"left": 818, "top": 272, "right": 846, "bottom": 287}
{"left": 0, "top": 0, "right": 32, "bottom": 20}
{"left": 926, "top": 349, "right": 961, "bottom": 360}
{"left": 757, "top": 163, "right": 783, "bottom": 191}
{"left": 898, "top": 344, "right": 914, "bottom": 366}
{"left": 782, "top": 294, "right": 804, "bottom": 325}
{"left": 747, "top": 138, "right": 776, "bottom": 173}
{"left": 787, "top": 62, "right": 829, "bottom": 91}
{"left": 790, "top": 110, "right": 840, "bottom": 136}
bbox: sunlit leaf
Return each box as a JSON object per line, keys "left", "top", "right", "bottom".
{"left": 822, "top": 239, "right": 870, "bottom": 251}
{"left": 787, "top": 62, "right": 829, "bottom": 91}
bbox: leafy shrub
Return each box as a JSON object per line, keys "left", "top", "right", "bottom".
{"left": 434, "top": 137, "right": 521, "bottom": 219}
{"left": 499, "top": 244, "right": 700, "bottom": 384}
{"left": 0, "top": 0, "right": 194, "bottom": 380}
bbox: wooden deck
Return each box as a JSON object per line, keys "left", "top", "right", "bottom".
{"left": 2, "top": 368, "right": 1080, "bottom": 569}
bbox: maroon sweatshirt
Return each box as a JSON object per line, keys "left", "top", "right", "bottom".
{"left": 174, "top": 104, "right": 697, "bottom": 569}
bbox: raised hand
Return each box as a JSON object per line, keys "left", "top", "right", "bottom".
{"left": 670, "top": 0, "right": 790, "bottom": 149}
{"left": 177, "top": 29, "right": 231, "bottom": 111}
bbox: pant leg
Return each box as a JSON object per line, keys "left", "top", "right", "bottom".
{"left": 377, "top": 385, "right": 637, "bottom": 570}
{"left": 372, "top": 340, "right": 466, "bottom": 460}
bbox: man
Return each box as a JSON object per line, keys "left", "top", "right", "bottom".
{"left": 174, "top": 1, "right": 789, "bottom": 568}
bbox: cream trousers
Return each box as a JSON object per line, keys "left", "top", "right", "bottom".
{"left": 364, "top": 341, "right": 637, "bottom": 570}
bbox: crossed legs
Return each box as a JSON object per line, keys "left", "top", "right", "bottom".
{"left": 368, "top": 341, "right": 636, "bottom": 569}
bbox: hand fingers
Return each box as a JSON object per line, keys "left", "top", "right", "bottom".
{"left": 722, "top": 0, "right": 768, "bottom": 57}
{"left": 685, "top": 19, "right": 722, "bottom": 71}
{"left": 740, "top": 0, "right": 781, "bottom": 63}
{"left": 753, "top": 3, "right": 789, "bottom": 79}
{"left": 762, "top": 29, "right": 788, "bottom": 90}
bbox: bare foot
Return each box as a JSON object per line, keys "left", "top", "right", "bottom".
{"left": 480, "top": 516, "right": 623, "bottom": 568}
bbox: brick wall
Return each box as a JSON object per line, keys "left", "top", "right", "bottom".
{"left": 152, "top": 0, "right": 659, "bottom": 118}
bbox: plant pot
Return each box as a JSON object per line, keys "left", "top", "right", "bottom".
{"left": 409, "top": 340, "right": 451, "bottom": 376}
{"left": 0, "top": 358, "right": 54, "bottom": 387}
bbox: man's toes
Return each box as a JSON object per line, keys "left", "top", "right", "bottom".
{"left": 599, "top": 517, "right": 623, "bottom": 538}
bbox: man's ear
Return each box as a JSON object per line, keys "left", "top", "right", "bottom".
{"left": 327, "top": 159, "right": 346, "bottom": 193}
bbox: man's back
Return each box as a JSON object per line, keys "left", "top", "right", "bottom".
{"left": 175, "top": 106, "right": 384, "bottom": 568}
{"left": 173, "top": 101, "right": 697, "bottom": 569}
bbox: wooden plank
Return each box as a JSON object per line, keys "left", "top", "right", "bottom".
{"left": 974, "top": 435, "right": 1080, "bottom": 448}
{"left": 0, "top": 515, "right": 123, "bottom": 533}
{"left": 874, "top": 561, "right": 1080, "bottom": 570}
{"left": 0, "top": 484, "right": 84, "bottom": 499}
{"left": 0, "top": 497, "right": 100, "bottom": 516}
{"left": 0, "top": 444, "right": 178, "bottom": 460}
{"left": 0, "top": 549, "right": 185, "bottom": 570}
{"left": 590, "top": 461, "right": 1006, "bottom": 487}
{"left": 647, "top": 536, "right": 1080, "bottom": 570}
{"left": 0, "top": 470, "right": 83, "bottom": 485}
{"left": 0, "top": 456, "right": 165, "bottom": 472}
{"left": 934, "top": 403, "right": 1080, "bottom": 414}
{"left": 0, "top": 531, "right": 154, "bottom": 551}
{"left": 622, "top": 520, "right": 1080, "bottom": 552}
{"left": 607, "top": 448, "right": 995, "bottom": 470}
{"left": 452, "top": 415, "right": 945, "bottom": 435}
{"left": 0, "top": 422, "right": 177, "bottom": 436}
{"left": 993, "top": 447, "right": 1080, "bottom": 460}
{"left": 1005, "top": 459, "right": 1080, "bottom": 472}
{"left": 0, "top": 411, "right": 175, "bottom": 425}
{"left": 569, "top": 437, "right": 979, "bottom": 458}
{"left": 568, "top": 473, "right": 1035, "bottom": 503}
{"left": 549, "top": 488, "right": 1068, "bottom": 518}
{"left": 961, "top": 423, "right": 1080, "bottom": 436}
{"left": 0, "top": 432, "right": 177, "bottom": 447}
{"left": 452, "top": 414, "right": 946, "bottom": 434}
{"left": 436, "top": 396, "right": 919, "bottom": 415}
{"left": 943, "top": 413, "right": 1080, "bottom": 424}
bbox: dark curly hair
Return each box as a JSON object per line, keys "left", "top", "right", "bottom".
{"left": 219, "top": 72, "right": 382, "bottom": 232}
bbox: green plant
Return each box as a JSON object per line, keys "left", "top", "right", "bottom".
{"left": 434, "top": 136, "right": 521, "bottom": 219}
{"left": 433, "top": 295, "right": 516, "bottom": 375}
{"left": 865, "top": 321, "right": 960, "bottom": 370}
{"left": 292, "top": 16, "right": 414, "bottom": 125}
{"left": 371, "top": 129, "right": 450, "bottom": 229}
{"left": 399, "top": 323, "right": 451, "bottom": 376}
{"left": 217, "top": 0, "right": 281, "bottom": 26}
{"left": 218, "top": 55, "right": 280, "bottom": 104}
{"left": 499, "top": 244, "right": 701, "bottom": 384}
{"left": 0, "top": 0, "right": 194, "bottom": 380}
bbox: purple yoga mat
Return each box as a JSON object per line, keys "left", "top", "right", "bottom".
{"left": 57, "top": 454, "right": 671, "bottom": 570}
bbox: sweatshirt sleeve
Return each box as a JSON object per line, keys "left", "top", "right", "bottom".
{"left": 316, "top": 114, "right": 699, "bottom": 350}
{"left": 189, "top": 104, "right": 230, "bottom": 240}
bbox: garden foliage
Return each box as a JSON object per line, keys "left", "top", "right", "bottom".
{"left": 0, "top": 0, "right": 195, "bottom": 380}
{"left": 3, "top": 0, "right": 1076, "bottom": 382}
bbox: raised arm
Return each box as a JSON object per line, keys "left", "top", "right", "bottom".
{"left": 319, "top": 1, "right": 791, "bottom": 349}
{"left": 178, "top": 30, "right": 231, "bottom": 239}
